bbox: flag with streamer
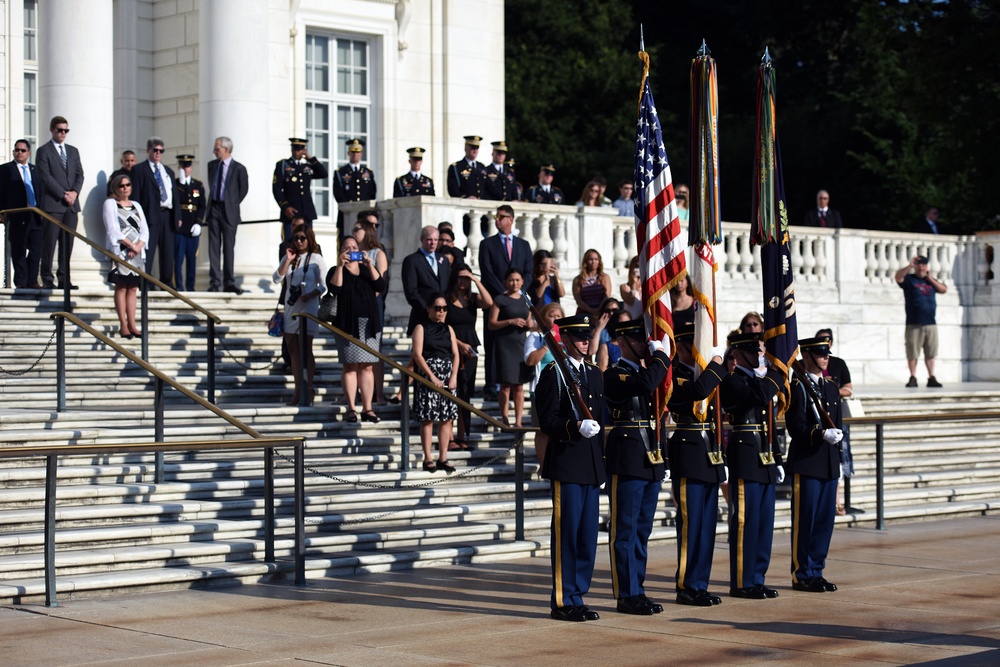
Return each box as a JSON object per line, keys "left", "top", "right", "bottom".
{"left": 750, "top": 50, "right": 797, "bottom": 415}
{"left": 635, "top": 50, "right": 686, "bottom": 415}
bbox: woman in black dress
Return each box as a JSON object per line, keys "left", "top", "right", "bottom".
{"left": 445, "top": 263, "right": 493, "bottom": 450}
{"left": 487, "top": 268, "right": 534, "bottom": 427}
{"left": 412, "top": 293, "right": 460, "bottom": 472}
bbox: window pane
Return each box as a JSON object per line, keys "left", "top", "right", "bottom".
{"left": 336, "top": 40, "right": 350, "bottom": 67}
{"left": 306, "top": 35, "right": 329, "bottom": 92}
{"left": 23, "top": 73, "right": 37, "bottom": 147}
{"left": 306, "top": 102, "right": 330, "bottom": 218}
{"left": 336, "top": 67, "right": 350, "bottom": 94}
{"left": 353, "top": 41, "right": 366, "bottom": 68}
{"left": 24, "top": 0, "right": 37, "bottom": 61}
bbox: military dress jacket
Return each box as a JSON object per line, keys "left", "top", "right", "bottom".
{"left": 275, "top": 157, "right": 331, "bottom": 219}
{"left": 536, "top": 359, "right": 607, "bottom": 486}
{"left": 393, "top": 172, "right": 435, "bottom": 197}
{"left": 481, "top": 164, "right": 518, "bottom": 201}
{"left": 176, "top": 178, "right": 206, "bottom": 236}
{"left": 604, "top": 351, "right": 669, "bottom": 481}
{"left": 786, "top": 375, "right": 842, "bottom": 480}
{"left": 332, "top": 162, "right": 375, "bottom": 204}
{"left": 525, "top": 185, "right": 565, "bottom": 205}
{"left": 667, "top": 359, "right": 727, "bottom": 483}
{"left": 447, "top": 159, "right": 485, "bottom": 198}
{"left": 720, "top": 366, "right": 786, "bottom": 484}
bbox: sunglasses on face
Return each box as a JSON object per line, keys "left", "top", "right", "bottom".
{"left": 432, "top": 305, "right": 449, "bottom": 312}
{"left": 151, "top": 148, "right": 164, "bottom": 154}
{"left": 13, "top": 148, "right": 28, "bottom": 153}
{"left": 118, "top": 183, "right": 132, "bottom": 189}
{"left": 352, "top": 227, "right": 363, "bottom": 233}
{"left": 54, "top": 128, "right": 70, "bottom": 134}
{"left": 293, "top": 236, "right": 308, "bottom": 242}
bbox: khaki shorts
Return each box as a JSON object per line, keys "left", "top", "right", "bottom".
{"left": 905, "top": 324, "right": 938, "bottom": 360}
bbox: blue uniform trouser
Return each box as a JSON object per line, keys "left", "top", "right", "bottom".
{"left": 551, "top": 480, "right": 600, "bottom": 609}
{"left": 791, "top": 473, "right": 837, "bottom": 583}
{"left": 729, "top": 479, "right": 776, "bottom": 589}
{"left": 174, "top": 234, "right": 199, "bottom": 291}
{"left": 609, "top": 475, "right": 660, "bottom": 599}
{"left": 673, "top": 478, "right": 720, "bottom": 593}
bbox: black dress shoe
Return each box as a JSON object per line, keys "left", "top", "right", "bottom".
{"left": 677, "top": 589, "right": 714, "bottom": 606}
{"left": 639, "top": 594, "right": 663, "bottom": 613}
{"left": 208, "top": 286, "right": 220, "bottom": 292}
{"left": 792, "top": 578, "right": 827, "bottom": 593}
{"left": 703, "top": 591, "right": 722, "bottom": 605}
{"left": 57, "top": 283, "right": 79, "bottom": 290}
{"left": 578, "top": 605, "right": 600, "bottom": 621}
{"left": 756, "top": 585, "right": 780, "bottom": 598}
{"left": 729, "top": 586, "right": 767, "bottom": 599}
{"left": 550, "top": 606, "right": 587, "bottom": 622}
{"left": 617, "top": 595, "right": 655, "bottom": 616}
{"left": 817, "top": 577, "right": 837, "bottom": 592}
{"left": 225, "top": 286, "right": 245, "bottom": 295}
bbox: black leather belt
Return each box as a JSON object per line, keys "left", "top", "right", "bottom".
{"left": 614, "top": 420, "right": 653, "bottom": 428}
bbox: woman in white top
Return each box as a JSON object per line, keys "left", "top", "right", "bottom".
{"left": 273, "top": 223, "right": 327, "bottom": 406}
{"left": 103, "top": 173, "right": 149, "bottom": 339}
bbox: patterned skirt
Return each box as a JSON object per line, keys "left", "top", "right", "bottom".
{"left": 336, "top": 317, "right": 381, "bottom": 364}
{"left": 412, "top": 356, "right": 458, "bottom": 422}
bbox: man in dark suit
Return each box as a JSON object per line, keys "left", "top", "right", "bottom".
{"left": 481, "top": 141, "right": 518, "bottom": 201}
{"left": 206, "top": 136, "right": 249, "bottom": 293}
{"left": 447, "top": 135, "right": 485, "bottom": 198}
{"left": 173, "top": 154, "right": 205, "bottom": 292}
{"left": 922, "top": 206, "right": 941, "bottom": 235}
{"left": 106, "top": 150, "right": 136, "bottom": 197}
{"left": 477, "top": 204, "right": 533, "bottom": 398}
{"left": 401, "top": 225, "right": 451, "bottom": 335}
{"left": 130, "top": 137, "right": 180, "bottom": 288}
{"left": 0, "top": 139, "right": 43, "bottom": 288}
{"left": 34, "top": 115, "right": 84, "bottom": 289}
{"left": 803, "top": 190, "right": 843, "bottom": 229}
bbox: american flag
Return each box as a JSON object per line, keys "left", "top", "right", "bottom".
{"left": 634, "top": 71, "right": 686, "bottom": 410}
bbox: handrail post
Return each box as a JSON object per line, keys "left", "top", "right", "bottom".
{"left": 44, "top": 454, "right": 58, "bottom": 607}
{"left": 264, "top": 447, "right": 275, "bottom": 563}
{"left": 140, "top": 278, "right": 149, "bottom": 361}
{"left": 876, "top": 422, "right": 885, "bottom": 531}
{"left": 154, "top": 377, "right": 165, "bottom": 484}
{"left": 207, "top": 319, "right": 216, "bottom": 404}
{"left": 297, "top": 328, "right": 309, "bottom": 406}
{"left": 60, "top": 228, "right": 71, "bottom": 313}
{"left": 56, "top": 318, "right": 66, "bottom": 413}
{"left": 515, "top": 430, "right": 525, "bottom": 541}
{"left": 400, "top": 373, "right": 410, "bottom": 471}
{"left": 294, "top": 441, "right": 306, "bottom": 585}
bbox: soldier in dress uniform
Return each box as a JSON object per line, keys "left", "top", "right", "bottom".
{"left": 535, "top": 315, "right": 606, "bottom": 622}
{"left": 720, "top": 330, "right": 788, "bottom": 600}
{"left": 667, "top": 321, "right": 728, "bottom": 606}
{"left": 447, "top": 135, "right": 486, "bottom": 198}
{"left": 482, "top": 141, "right": 518, "bottom": 201}
{"left": 604, "top": 319, "right": 671, "bottom": 616}
{"left": 786, "top": 337, "right": 844, "bottom": 593}
{"left": 332, "top": 137, "right": 376, "bottom": 205}
{"left": 526, "top": 164, "right": 565, "bottom": 204}
{"left": 275, "top": 137, "right": 330, "bottom": 234}
{"left": 173, "top": 154, "right": 205, "bottom": 292}
{"left": 392, "top": 147, "right": 435, "bottom": 197}
{"left": 506, "top": 158, "right": 524, "bottom": 201}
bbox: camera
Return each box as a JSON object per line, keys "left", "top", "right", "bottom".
{"left": 287, "top": 282, "right": 304, "bottom": 306}
{"left": 348, "top": 251, "right": 365, "bottom": 262}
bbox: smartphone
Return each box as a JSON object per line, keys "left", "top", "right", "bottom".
{"left": 348, "top": 251, "right": 365, "bottom": 262}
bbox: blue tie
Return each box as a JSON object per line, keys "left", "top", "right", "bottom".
{"left": 153, "top": 165, "right": 167, "bottom": 203}
{"left": 21, "top": 165, "right": 36, "bottom": 207}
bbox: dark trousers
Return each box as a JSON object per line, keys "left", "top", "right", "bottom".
{"left": 40, "top": 208, "right": 77, "bottom": 286}
{"left": 673, "top": 478, "right": 720, "bottom": 593}
{"left": 455, "top": 351, "right": 479, "bottom": 435}
{"left": 729, "top": 479, "right": 776, "bottom": 589}
{"left": 208, "top": 203, "right": 238, "bottom": 290}
{"left": 550, "top": 480, "right": 600, "bottom": 609}
{"left": 609, "top": 474, "right": 660, "bottom": 599}
{"left": 145, "top": 207, "right": 175, "bottom": 288}
{"left": 10, "top": 214, "right": 43, "bottom": 287}
{"left": 790, "top": 473, "right": 837, "bottom": 583}
{"left": 174, "top": 233, "right": 199, "bottom": 291}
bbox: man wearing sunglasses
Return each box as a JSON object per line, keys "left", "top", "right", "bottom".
{"left": 130, "top": 136, "right": 180, "bottom": 289}
{"left": 0, "top": 139, "right": 43, "bottom": 288}
{"left": 35, "top": 115, "right": 84, "bottom": 290}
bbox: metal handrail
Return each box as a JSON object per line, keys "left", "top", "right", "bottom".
{"left": 2, "top": 206, "right": 222, "bottom": 401}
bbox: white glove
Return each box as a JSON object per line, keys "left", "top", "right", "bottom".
{"left": 711, "top": 344, "right": 727, "bottom": 360}
{"left": 648, "top": 338, "right": 664, "bottom": 355}
{"left": 839, "top": 464, "right": 845, "bottom": 482}
{"left": 776, "top": 465, "right": 785, "bottom": 484}
{"left": 190, "top": 223, "right": 202, "bottom": 238}
{"left": 723, "top": 466, "right": 729, "bottom": 484}
{"left": 579, "top": 419, "right": 601, "bottom": 439}
{"left": 823, "top": 428, "right": 844, "bottom": 444}
{"left": 663, "top": 467, "right": 672, "bottom": 483}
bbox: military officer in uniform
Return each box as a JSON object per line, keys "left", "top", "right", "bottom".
{"left": 526, "top": 164, "right": 564, "bottom": 204}
{"left": 720, "top": 330, "right": 787, "bottom": 600}
{"left": 447, "top": 135, "right": 486, "bottom": 198}
{"left": 536, "top": 315, "right": 606, "bottom": 622}
{"left": 787, "top": 337, "right": 844, "bottom": 593}
{"left": 667, "top": 321, "right": 728, "bottom": 606}
{"left": 275, "top": 137, "right": 330, "bottom": 241}
{"left": 332, "top": 137, "right": 376, "bottom": 205}
{"left": 392, "top": 147, "right": 435, "bottom": 197}
{"left": 173, "top": 154, "right": 205, "bottom": 292}
{"left": 482, "top": 141, "right": 518, "bottom": 201}
{"left": 604, "top": 319, "right": 671, "bottom": 616}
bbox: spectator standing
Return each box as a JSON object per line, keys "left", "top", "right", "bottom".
{"left": 445, "top": 263, "right": 493, "bottom": 450}
{"left": 572, "top": 248, "right": 612, "bottom": 318}
{"left": 411, "top": 293, "right": 460, "bottom": 473}
{"left": 392, "top": 147, "right": 435, "bottom": 197}
{"left": 524, "top": 302, "right": 564, "bottom": 467}
{"left": 488, "top": 268, "right": 534, "bottom": 427}
{"left": 612, "top": 180, "right": 635, "bottom": 218}
{"left": 401, "top": 225, "right": 451, "bottom": 335}
{"left": 576, "top": 181, "right": 602, "bottom": 208}
{"left": 355, "top": 209, "right": 392, "bottom": 404}
{"left": 447, "top": 135, "right": 485, "bottom": 199}
{"left": 173, "top": 154, "right": 205, "bottom": 292}
{"left": 129, "top": 136, "right": 178, "bottom": 288}
{"left": 593, "top": 176, "right": 612, "bottom": 206}
{"left": 525, "top": 165, "right": 564, "bottom": 204}
{"left": 482, "top": 141, "right": 518, "bottom": 201}
{"left": 206, "top": 136, "right": 249, "bottom": 294}
{"left": 106, "top": 150, "right": 136, "bottom": 197}
{"left": 620, "top": 255, "right": 643, "bottom": 319}
{"left": 102, "top": 173, "right": 147, "bottom": 339}
{"left": 528, "top": 250, "right": 564, "bottom": 307}
{"left": 35, "top": 115, "right": 84, "bottom": 289}
{"left": 895, "top": 255, "right": 946, "bottom": 387}
{"left": 803, "top": 190, "right": 843, "bottom": 229}
{"left": 674, "top": 183, "right": 690, "bottom": 224}
{"left": 0, "top": 139, "right": 44, "bottom": 288}
{"left": 922, "top": 206, "right": 941, "bottom": 235}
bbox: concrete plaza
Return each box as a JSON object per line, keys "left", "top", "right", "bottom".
{"left": 3, "top": 516, "right": 999, "bottom": 666}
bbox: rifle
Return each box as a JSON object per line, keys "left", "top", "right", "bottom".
{"left": 790, "top": 359, "right": 838, "bottom": 430}
{"left": 526, "top": 300, "right": 594, "bottom": 421}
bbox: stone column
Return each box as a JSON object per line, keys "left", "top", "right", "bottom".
{"left": 199, "top": 0, "right": 273, "bottom": 292}
{"left": 38, "top": 0, "right": 114, "bottom": 285}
